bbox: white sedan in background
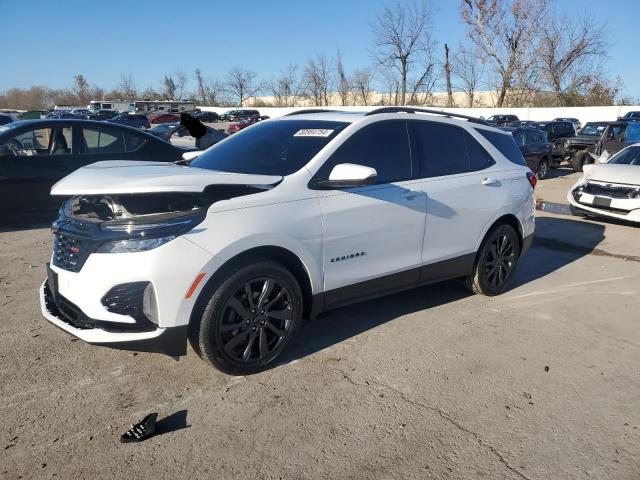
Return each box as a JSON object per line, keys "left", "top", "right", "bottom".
{"left": 568, "top": 143, "right": 640, "bottom": 224}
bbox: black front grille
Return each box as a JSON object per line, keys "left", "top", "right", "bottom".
{"left": 52, "top": 232, "right": 95, "bottom": 272}
{"left": 583, "top": 183, "right": 640, "bottom": 199}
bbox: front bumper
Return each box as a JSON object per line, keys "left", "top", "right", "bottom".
{"left": 567, "top": 181, "right": 640, "bottom": 224}
{"left": 40, "top": 279, "right": 188, "bottom": 356}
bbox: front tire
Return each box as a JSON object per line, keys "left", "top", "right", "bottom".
{"left": 571, "top": 151, "right": 587, "bottom": 172}
{"left": 192, "top": 258, "right": 303, "bottom": 375}
{"left": 465, "top": 224, "right": 521, "bottom": 296}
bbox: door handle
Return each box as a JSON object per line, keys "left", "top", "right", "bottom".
{"left": 481, "top": 178, "right": 499, "bottom": 186}
{"left": 401, "top": 191, "right": 421, "bottom": 200}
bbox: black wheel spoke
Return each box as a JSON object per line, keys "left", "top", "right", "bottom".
{"left": 257, "top": 279, "right": 274, "bottom": 308}
{"left": 259, "top": 328, "right": 269, "bottom": 357}
{"left": 227, "top": 297, "right": 250, "bottom": 320}
{"left": 267, "top": 308, "right": 292, "bottom": 321}
{"left": 243, "top": 332, "right": 257, "bottom": 361}
{"left": 220, "top": 320, "right": 245, "bottom": 332}
{"left": 224, "top": 330, "right": 250, "bottom": 351}
{"left": 265, "top": 320, "right": 286, "bottom": 338}
{"left": 244, "top": 282, "right": 256, "bottom": 310}
{"left": 264, "top": 290, "right": 284, "bottom": 311}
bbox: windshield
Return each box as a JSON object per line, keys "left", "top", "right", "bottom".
{"left": 191, "top": 119, "right": 349, "bottom": 176}
{"left": 607, "top": 146, "right": 640, "bottom": 165}
{"left": 579, "top": 124, "right": 606, "bottom": 136}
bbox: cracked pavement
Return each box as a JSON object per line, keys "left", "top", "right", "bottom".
{"left": 1, "top": 168, "right": 639, "bottom": 479}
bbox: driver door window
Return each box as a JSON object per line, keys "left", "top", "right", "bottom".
{"left": 6, "top": 127, "right": 72, "bottom": 156}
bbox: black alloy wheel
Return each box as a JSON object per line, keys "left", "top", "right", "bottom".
{"left": 465, "top": 224, "right": 520, "bottom": 296}
{"left": 191, "top": 258, "right": 302, "bottom": 375}
{"left": 219, "top": 277, "right": 293, "bottom": 363}
{"left": 484, "top": 232, "right": 517, "bottom": 289}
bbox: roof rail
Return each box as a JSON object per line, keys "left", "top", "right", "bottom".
{"left": 364, "top": 106, "right": 489, "bottom": 125}
{"left": 284, "top": 109, "right": 342, "bottom": 116}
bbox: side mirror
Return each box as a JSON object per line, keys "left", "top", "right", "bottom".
{"left": 317, "top": 163, "right": 377, "bottom": 189}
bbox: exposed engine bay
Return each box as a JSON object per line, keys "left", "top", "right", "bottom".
{"left": 66, "top": 185, "right": 269, "bottom": 222}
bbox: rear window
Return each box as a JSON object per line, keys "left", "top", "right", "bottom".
{"left": 191, "top": 120, "right": 349, "bottom": 176}
{"left": 476, "top": 128, "right": 527, "bottom": 166}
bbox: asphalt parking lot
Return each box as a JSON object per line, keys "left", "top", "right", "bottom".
{"left": 1, "top": 168, "right": 639, "bottom": 479}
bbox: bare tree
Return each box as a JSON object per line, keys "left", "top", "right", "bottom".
{"left": 335, "top": 50, "right": 351, "bottom": 105}
{"left": 174, "top": 70, "right": 187, "bottom": 100}
{"left": 268, "top": 64, "right": 299, "bottom": 106}
{"left": 351, "top": 68, "right": 374, "bottom": 106}
{"left": 194, "top": 68, "right": 208, "bottom": 104}
{"left": 73, "top": 74, "right": 90, "bottom": 105}
{"left": 379, "top": 68, "right": 400, "bottom": 105}
{"left": 539, "top": 15, "right": 607, "bottom": 105}
{"left": 302, "top": 54, "right": 332, "bottom": 106}
{"left": 461, "top": 0, "right": 549, "bottom": 107}
{"left": 371, "top": 1, "right": 435, "bottom": 105}
{"left": 118, "top": 73, "right": 137, "bottom": 100}
{"left": 162, "top": 75, "right": 177, "bottom": 100}
{"left": 226, "top": 66, "right": 260, "bottom": 106}
{"left": 451, "top": 46, "right": 483, "bottom": 107}
{"left": 444, "top": 44, "right": 454, "bottom": 107}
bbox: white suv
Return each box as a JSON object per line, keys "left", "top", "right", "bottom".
{"left": 40, "top": 108, "right": 536, "bottom": 374}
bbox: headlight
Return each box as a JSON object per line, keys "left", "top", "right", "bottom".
{"left": 97, "top": 236, "right": 176, "bottom": 253}
{"left": 96, "top": 212, "right": 204, "bottom": 253}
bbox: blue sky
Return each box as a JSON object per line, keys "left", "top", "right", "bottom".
{"left": 1, "top": 0, "right": 639, "bottom": 98}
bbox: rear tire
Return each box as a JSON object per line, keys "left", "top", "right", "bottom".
{"left": 536, "top": 158, "right": 549, "bottom": 180}
{"left": 465, "top": 224, "right": 521, "bottom": 296}
{"left": 191, "top": 257, "right": 303, "bottom": 375}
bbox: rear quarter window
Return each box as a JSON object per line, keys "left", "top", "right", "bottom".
{"left": 476, "top": 128, "right": 527, "bottom": 166}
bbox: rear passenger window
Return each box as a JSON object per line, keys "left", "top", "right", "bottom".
{"left": 125, "top": 132, "right": 146, "bottom": 151}
{"left": 412, "top": 122, "right": 468, "bottom": 177}
{"left": 476, "top": 128, "right": 527, "bottom": 166}
{"left": 322, "top": 121, "right": 411, "bottom": 184}
{"left": 465, "top": 133, "right": 494, "bottom": 171}
{"left": 83, "top": 128, "right": 124, "bottom": 153}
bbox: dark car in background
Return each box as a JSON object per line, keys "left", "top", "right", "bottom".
{"left": 46, "top": 111, "right": 86, "bottom": 120}
{"left": 620, "top": 111, "right": 640, "bottom": 120}
{"left": 527, "top": 120, "right": 576, "bottom": 165}
{"left": 501, "top": 126, "right": 551, "bottom": 179}
{"left": 150, "top": 113, "right": 179, "bottom": 124}
{"left": 86, "top": 109, "right": 118, "bottom": 121}
{"left": 108, "top": 113, "right": 151, "bottom": 129}
{"left": 553, "top": 117, "right": 581, "bottom": 131}
{"left": 227, "top": 117, "right": 260, "bottom": 134}
{"left": 194, "top": 111, "right": 219, "bottom": 122}
{"left": 486, "top": 114, "right": 519, "bottom": 127}
{"left": 0, "top": 119, "right": 186, "bottom": 217}
{"left": 219, "top": 109, "right": 260, "bottom": 122}
{"left": 0, "top": 113, "right": 18, "bottom": 125}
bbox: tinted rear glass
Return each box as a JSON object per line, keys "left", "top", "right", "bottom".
{"left": 476, "top": 128, "right": 527, "bottom": 166}
{"left": 191, "top": 120, "right": 348, "bottom": 176}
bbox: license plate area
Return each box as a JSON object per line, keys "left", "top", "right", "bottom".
{"left": 593, "top": 196, "right": 612, "bottom": 207}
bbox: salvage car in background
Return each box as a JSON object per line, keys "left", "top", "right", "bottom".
{"left": 526, "top": 120, "right": 575, "bottom": 166}
{"left": 568, "top": 144, "right": 640, "bottom": 224}
{"left": 0, "top": 119, "right": 187, "bottom": 216}
{"left": 194, "top": 111, "right": 220, "bottom": 122}
{"left": 486, "top": 114, "right": 519, "bottom": 127}
{"left": 563, "top": 120, "right": 639, "bottom": 172}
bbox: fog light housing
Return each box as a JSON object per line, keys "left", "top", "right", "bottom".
{"left": 101, "top": 282, "right": 158, "bottom": 325}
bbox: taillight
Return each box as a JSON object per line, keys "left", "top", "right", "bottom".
{"left": 526, "top": 171, "right": 537, "bottom": 189}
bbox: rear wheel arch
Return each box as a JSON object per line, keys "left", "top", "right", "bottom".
{"left": 476, "top": 214, "right": 524, "bottom": 254}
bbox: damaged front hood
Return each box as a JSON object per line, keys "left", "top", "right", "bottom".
{"left": 584, "top": 164, "right": 640, "bottom": 185}
{"left": 50, "top": 160, "right": 282, "bottom": 195}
